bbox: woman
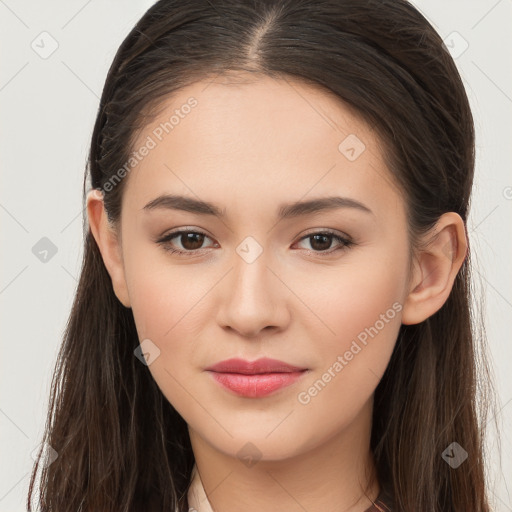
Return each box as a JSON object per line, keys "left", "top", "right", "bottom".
{"left": 28, "top": 0, "right": 496, "bottom": 510}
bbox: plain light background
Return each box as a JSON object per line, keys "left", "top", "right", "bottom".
{"left": 1, "top": 1, "right": 511, "bottom": 510}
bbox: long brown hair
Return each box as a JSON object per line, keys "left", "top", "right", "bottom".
{"left": 27, "top": 0, "right": 499, "bottom": 510}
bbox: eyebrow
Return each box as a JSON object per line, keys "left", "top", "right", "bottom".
{"left": 142, "top": 194, "right": 373, "bottom": 219}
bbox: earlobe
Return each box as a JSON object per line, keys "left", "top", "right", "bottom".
{"left": 401, "top": 212, "right": 467, "bottom": 325}
{"left": 86, "top": 189, "right": 131, "bottom": 308}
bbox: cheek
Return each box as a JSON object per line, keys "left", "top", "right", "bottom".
{"left": 291, "top": 252, "right": 406, "bottom": 403}
{"left": 123, "top": 248, "right": 214, "bottom": 410}
{"left": 328, "top": 267, "right": 404, "bottom": 344}
{"left": 123, "top": 239, "right": 206, "bottom": 337}
{"left": 292, "top": 252, "right": 405, "bottom": 343}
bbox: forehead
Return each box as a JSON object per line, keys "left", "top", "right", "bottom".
{"left": 124, "top": 74, "right": 403, "bottom": 218}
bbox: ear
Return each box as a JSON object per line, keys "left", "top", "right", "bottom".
{"left": 401, "top": 212, "right": 467, "bottom": 325}
{"left": 86, "top": 189, "right": 131, "bottom": 308}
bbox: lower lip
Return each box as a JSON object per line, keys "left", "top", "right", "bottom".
{"left": 208, "top": 371, "right": 307, "bottom": 398}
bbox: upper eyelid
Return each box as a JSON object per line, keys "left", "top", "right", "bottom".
{"left": 159, "top": 227, "right": 350, "bottom": 239}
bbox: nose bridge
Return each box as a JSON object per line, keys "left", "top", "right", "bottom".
{"left": 216, "top": 237, "right": 288, "bottom": 337}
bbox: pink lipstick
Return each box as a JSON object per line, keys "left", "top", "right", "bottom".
{"left": 205, "top": 357, "right": 308, "bottom": 398}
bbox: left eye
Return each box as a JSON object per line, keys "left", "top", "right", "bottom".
{"left": 156, "top": 230, "right": 353, "bottom": 255}
{"left": 295, "top": 232, "right": 353, "bottom": 253}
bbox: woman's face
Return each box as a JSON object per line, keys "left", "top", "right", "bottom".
{"left": 113, "top": 74, "right": 412, "bottom": 460}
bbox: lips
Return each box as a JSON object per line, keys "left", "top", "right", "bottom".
{"left": 205, "top": 357, "right": 306, "bottom": 374}
{"left": 205, "top": 357, "right": 308, "bottom": 398}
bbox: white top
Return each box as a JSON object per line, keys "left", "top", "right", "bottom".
{"left": 187, "top": 463, "right": 214, "bottom": 512}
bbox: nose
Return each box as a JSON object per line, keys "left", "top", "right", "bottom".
{"left": 216, "top": 248, "right": 291, "bottom": 339}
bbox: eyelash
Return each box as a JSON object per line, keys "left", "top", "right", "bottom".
{"left": 156, "top": 228, "right": 355, "bottom": 256}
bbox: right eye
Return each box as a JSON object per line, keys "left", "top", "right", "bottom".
{"left": 156, "top": 229, "right": 218, "bottom": 255}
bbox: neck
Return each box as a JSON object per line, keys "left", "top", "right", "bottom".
{"left": 188, "top": 398, "right": 380, "bottom": 512}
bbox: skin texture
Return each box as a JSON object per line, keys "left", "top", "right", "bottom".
{"left": 87, "top": 74, "right": 467, "bottom": 512}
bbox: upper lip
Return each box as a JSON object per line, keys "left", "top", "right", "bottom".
{"left": 205, "top": 357, "right": 307, "bottom": 374}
